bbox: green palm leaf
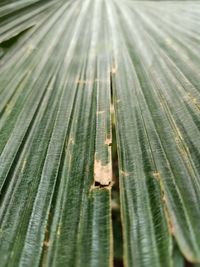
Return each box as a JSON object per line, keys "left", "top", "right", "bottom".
{"left": 0, "top": 0, "right": 200, "bottom": 266}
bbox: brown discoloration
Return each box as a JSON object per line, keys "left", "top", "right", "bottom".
{"left": 177, "top": 143, "right": 189, "bottom": 159}
{"left": 21, "top": 159, "right": 27, "bottom": 172}
{"left": 111, "top": 200, "right": 120, "bottom": 210}
{"left": 162, "top": 195, "right": 167, "bottom": 204}
{"left": 94, "top": 159, "right": 112, "bottom": 186}
{"left": 66, "top": 138, "right": 75, "bottom": 151}
{"left": 76, "top": 79, "right": 92, "bottom": 84}
{"left": 168, "top": 217, "right": 175, "bottom": 235}
{"left": 68, "top": 138, "right": 75, "bottom": 145}
{"left": 163, "top": 195, "right": 175, "bottom": 235}
{"left": 110, "top": 104, "right": 114, "bottom": 113}
{"left": 120, "top": 170, "right": 130, "bottom": 177}
{"left": 90, "top": 181, "right": 113, "bottom": 191}
{"left": 105, "top": 138, "right": 112, "bottom": 146}
{"left": 153, "top": 171, "right": 161, "bottom": 180}
{"left": 111, "top": 65, "right": 118, "bottom": 74}
{"left": 175, "top": 125, "right": 183, "bottom": 141}
{"left": 154, "top": 170, "right": 176, "bottom": 236}
{"left": 185, "top": 93, "right": 200, "bottom": 111}
{"left": 43, "top": 241, "right": 50, "bottom": 248}
{"left": 162, "top": 192, "right": 175, "bottom": 235}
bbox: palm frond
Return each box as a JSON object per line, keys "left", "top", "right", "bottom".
{"left": 0, "top": 0, "right": 200, "bottom": 266}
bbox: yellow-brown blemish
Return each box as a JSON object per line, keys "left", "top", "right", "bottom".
{"left": 120, "top": 170, "right": 130, "bottom": 177}
{"left": 105, "top": 138, "right": 112, "bottom": 146}
{"left": 185, "top": 93, "right": 200, "bottom": 111}
{"left": 21, "top": 159, "right": 27, "bottom": 173}
{"left": 111, "top": 65, "right": 118, "bottom": 74}
{"left": 94, "top": 159, "right": 112, "bottom": 186}
{"left": 153, "top": 172, "right": 161, "bottom": 180}
{"left": 43, "top": 241, "right": 50, "bottom": 248}
{"left": 68, "top": 138, "right": 75, "bottom": 145}
{"left": 76, "top": 79, "right": 92, "bottom": 84}
{"left": 110, "top": 104, "right": 114, "bottom": 113}
{"left": 154, "top": 169, "right": 176, "bottom": 236}
{"left": 111, "top": 200, "right": 120, "bottom": 210}
{"left": 162, "top": 195, "right": 167, "bottom": 203}
{"left": 162, "top": 193, "right": 175, "bottom": 235}
{"left": 168, "top": 217, "right": 175, "bottom": 235}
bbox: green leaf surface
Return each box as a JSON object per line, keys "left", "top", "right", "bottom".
{"left": 0, "top": 1, "right": 112, "bottom": 266}
{"left": 0, "top": 1, "right": 200, "bottom": 267}
{"left": 0, "top": 0, "right": 61, "bottom": 45}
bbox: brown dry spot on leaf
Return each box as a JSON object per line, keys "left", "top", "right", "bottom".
{"left": 68, "top": 138, "right": 75, "bottom": 145}
{"left": 105, "top": 138, "right": 112, "bottom": 146}
{"left": 162, "top": 195, "right": 167, "bottom": 203}
{"left": 120, "top": 170, "right": 130, "bottom": 177}
{"left": 111, "top": 200, "right": 120, "bottom": 210}
{"left": 21, "top": 159, "right": 27, "bottom": 172}
{"left": 111, "top": 65, "right": 118, "bottom": 74}
{"left": 168, "top": 217, "right": 175, "bottom": 235}
{"left": 153, "top": 172, "right": 161, "bottom": 181}
{"left": 76, "top": 79, "right": 92, "bottom": 84}
{"left": 151, "top": 169, "right": 176, "bottom": 236}
{"left": 162, "top": 192, "right": 175, "bottom": 235}
{"left": 185, "top": 93, "right": 200, "bottom": 111}
{"left": 110, "top": 104, "right": 114, "bottom": 114}
{"left": 163, "top": 196, "right": 175, "bottom": 235}
{"left": 94, "top": 160, "right": 112, "bottom": 186}
{"left": 43, "top": 241, "right": 50, "bottom": 248}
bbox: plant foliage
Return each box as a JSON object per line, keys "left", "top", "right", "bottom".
{"left": 0, "top": 0, "right": 200, "bottom": 266}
